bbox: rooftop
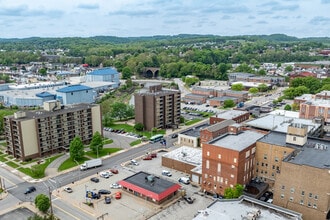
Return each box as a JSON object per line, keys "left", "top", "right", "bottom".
{"left": 203, "top": 119, "right": 235, "bottom": 132}
{"left": 193, "top": 196, "right": 302, "bottom": 220}
{"left": 162, "top": 146, "right": 202, "bottom": 166}
{"left": 285, "top": 138, "right": 330, "bottom": 169}
{"left": 268, "top": 110, "right": 299, "bottom": 118}
{"left": 181, "top": 123, "right": 210, "bottom": 137}
{"left": 209, "top": 96, "right": 238, "bottom": 101}
{"left": 118, "top": 171, "right": 180, "bottom": 194}
{"left": 245, "top": 114, "right": 321, "bottom": 134}
{"left": 184, "top": 93, "right": 209, "bottom": 98}
{"left": 56, "top": 84, "right": 92, "bottom": 93}
{"left": 87, "top": 67, "right": 118, "bottom": 75}
{"left": 209, "top": 130, "right": 265, "bottom": 151}
{"left": 216, "top": 109, "right": 248, "bottom": 119}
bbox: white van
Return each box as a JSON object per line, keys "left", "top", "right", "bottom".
{"left": 162, "top": 170, "right": 172, "bottom": 177}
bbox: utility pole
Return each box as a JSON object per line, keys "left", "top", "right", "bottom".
{"left": 48, "top": 186, "right": 54, "bottom": 219}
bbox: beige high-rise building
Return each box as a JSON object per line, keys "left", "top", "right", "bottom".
{"left": 4, "top": 100, "right": 102, "bottom": 161}
{"left": 134, "top": 85, "right": 181, "bottom": 131}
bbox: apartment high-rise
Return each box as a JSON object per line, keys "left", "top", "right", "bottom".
{"left": 4, "top": 100, "right": 102, "bottom": 161}
{"left": 134, "top": 85, "right": 181, "bottom": 131}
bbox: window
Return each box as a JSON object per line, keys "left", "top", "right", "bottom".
{"left": 231, "top": 165, "right": 235, "bottom": 169}
{"left": 230, "top": 174, "right": 234, "bottom": 178}
{"left": 207, "top": 151, "right": 210, "bottom": 156}
{"left": 290, "top": 188, "right": 295, "bottom": 193}
{"left": 261, "top": 163, "right": 264, "bottom": 167}
{"left": 301, "top": 191, "right": 305, "bottom": 196}
{"left": 272, "top": 165, "right": 275, "bottom": 170}
{"left": 281, "top": 194, "right": 284, "bottom": 199}
{"left": 314, "top": 195, "right": 318, "bottom": 200}
{"left": 245, "top": 151, "right": 250, "bottom": 158}
{"left": 204, "top": 174, "right": 208, "bottom": 178}
{"left": 217, "top": 163, "right": 221, "bottom": 172}
{"left": 206, "top": 160, "right": 210, "bottom": 169}
{"left": 256, "top": 169, "right": 258, "bottom": 173}
{"left": 252, "top": 147, "right": 256, "bottom": 154}
{"left": 308, "top": 202, "right": 311, "bottom": 207}
{"left": 264, "top": 154, "right": 267, "bottom": 159}
{"left": 271, "top": 172, "right": 274, "bottom": 177}
{"left": 313, "top": 204, "right": 317, "bottom": 209}
{"left": 293, "top": 137, "right": 296, "bottom": 141}
{"left": 281, "top": 185, "right": 285, "bottom": 190}
{"left": 234, "top": 158, "right": 237, "bottom": 163}
{"left": 289, "top": 197, "right": 294, "bottom": 202}
{"left": 275, "top": 157, "right": 279, "bottom": 162}
{"left": 256, "top": 162, "right": 259, "bottom": 166}
{"left": 218, "top": 154, "right": 221, "bottom": 159}
{"left": 309, "top": 193, "right": 313, "bottom": 198}
{"left": 300, "top": 200, "right": 304, "bottom": 205}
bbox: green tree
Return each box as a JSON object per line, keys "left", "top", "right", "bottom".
{"left": 223, "top": 99, "right": 235, "bottom": 108}
{"left": 291, "top": 103, "right": 300, "bottom": 111}
{"left": 224, "top": 184, "right": 244, "bottom": 199}
{"left": 89, "top": 131, "right": 103, "bottom": 157}
{"left": 28, "top": 214, "right": 56, "bottom": 220}
{"left": 38, "top": 68, "right": 47, "bottom": 76}
{"left": 284, "top": 65, "right": 293, "bottom": 72}
{"left": 134, "top": 123, "right": 144, "bottom": 131}
{"left": 122, "top": 66, "right": 132, "bottom": 79}
{"left": 249, "top": 87, "right": 259, "bottom": 94}
{"left": 258, "top": 69, "right": 266, "bottom": 75}
{"left": 69, "top": 136, "right": 84, "bottom": 161}
{"left": 231, "top": 83, "right": 244, "bottom": 91}
{"left": 234, "top": 62, "right": 253, "bottom": 73}
{"left": 258, "top": 83, "right": 268, "bottom": 92}
{"left": 290, "top": 77, "right": 321, "bottom": 94}
{"left": 284, "top": 104, "right": 292, "bottom": 110}
{"left": 110, "top": 102, "right": 128, "bottom": 120}
{"left": 35, "top": 194, "right": 50, "bottom": 213}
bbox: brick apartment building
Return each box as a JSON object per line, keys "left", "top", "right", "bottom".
{"left": 4, "top": 100, "right": 102, "bottom": 161}
{"left": 134, "top": 85, "right": 181, "bottom": 131}
{"left": 215, "top": 90, "right": 249, "bottom": 102}
{"left": 183, "top": 93, "right": 208, "bottom": 104}
{"left": 210, "top": 109, "right": 250, "bottom": 125}
{"left": 191, "top": 87, "right": 216, "bottom": 97}
{"left": 201, "top": 127, "right": 265, "bottom": 196}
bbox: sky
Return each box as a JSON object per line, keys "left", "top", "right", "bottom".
{"left": 0, "top": 0, "right": 330, "bottom": 39}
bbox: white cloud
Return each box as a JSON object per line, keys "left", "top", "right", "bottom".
{"left": 0, "top": 0, "right": 329, "bottom": 38}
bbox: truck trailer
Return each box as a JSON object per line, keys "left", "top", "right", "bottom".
{"left": 80, "top": 158, "right": 102, "bottom": 171}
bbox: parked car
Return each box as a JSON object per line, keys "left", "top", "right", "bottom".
{"left": 150, "top": 153, "right": 157, "bottom": 158}
{"left": 110, "top": 168, "right": 119, "bottom": 174}
{"left": 90, "top": 177, "right": 100, "bottom": 183}
{"left": 98, "top": 189, "right": 111, "bottom": 195}
{"left": 104, "top": 196, "right": 111, "bottom": 204}
{"left": 100, "top": 171, "right": 112, "bottom": 178}
{"left": 171, "top": 134, "right": 178, "bottom": 139}
{"left": 110, "top": 183, "right": 122, "bottom": 189}
{"left": 143, "top": 155, "right": 153, "bottom": 160}
{"left": 183, "top": 196, "right": 194, "bottom": 204}
{"left": 130, "top": 159, "right": 139, "bottom": 166}
{"left": 63, "top": 187, "right": 73, "bottom": 193}
{"left": 178, "top": 177, "right": 190, "bottom": 185}
{"left": 115, "top": 192, "right": 122, "bottom": 199}
{"left": 24, "top": 186, "right": 36, "bottom": 194}
{"left": 162, "top": 170, "right": 172, "bottom": 177}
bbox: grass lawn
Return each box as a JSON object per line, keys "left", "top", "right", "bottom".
{"left": 85, "top": 148, "right": 122, "bottom": 159}
{"left": 58, "top": 156, "right": 90, "bottom": 171}
{"left": 18, "top": 154, "right": 64, "bottom": 179}
{"left": 130, "top": 139, "right": 142, "bottom": 146}
{"left": 0, "top": 155, "right": 8, "bottom": 162}
{"left": 6, "top": 161, "right": 20, "bottom": 168}
{"left": 185, "top": 118, "right": 202, "bottom": 126}
{"left": 103, "top": 139, "right": 113, "bottom": 145}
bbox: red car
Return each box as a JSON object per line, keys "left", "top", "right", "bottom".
{"left": 115, "top": 192, "right": 122, "bottom": 199}
{"left": 150, "top": 153, "right": 157, "bottom": 158}
{"left": 143, "top": 155, "right": 152, "bottom": 160}
{"left": 110, "top": 169, "right": 119, "bottom": 174}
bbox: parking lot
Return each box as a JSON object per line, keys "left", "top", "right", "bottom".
{"left": 56, "top": 149, "right": 214, "bottom": 220}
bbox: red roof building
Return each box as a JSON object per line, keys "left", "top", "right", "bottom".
{"left": 118, "top": 171, "right": 181, "bottom": 204}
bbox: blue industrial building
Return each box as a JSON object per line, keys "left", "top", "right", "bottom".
{"left": 86, "top": 67, "right": 120, "bottom": 88}
{"left": 56, "top": 84, "right": 95, "bottom": 105}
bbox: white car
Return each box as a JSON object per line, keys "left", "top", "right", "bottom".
{"left": 63, "top": 187, "right": 73, "bottom": 193}
{"left": 130, "top": 159, "right": 139, "bottom": 166}
{"left": 110, "top": 183, "right": 122, "bottom": 189}
{"left": 100, "top": 171, "right": 112, "bottom": 178}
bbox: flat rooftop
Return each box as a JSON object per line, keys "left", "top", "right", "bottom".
{"left": 216, "top": 109, "right": 248, "bottom": 119}
{"left": 245, "top": 114, "right": 321, "bottom": 133}
{"left": 285, "top": 138, "right": 330, "bottom": 169}
{"left": 162, "top": 146, "right": 202, "bottom": 166}
{"left": 120, "top": 171, "right": 179, "bottom": 194}
{"left": 268, "top": 110, "right": 299, "bottom": 118}
{"left": 181, "top": 123, "right": 209, "bottom": 137}
{"left": 193, "top": 196, "right": 302, "bottom": 220}
{"left": 209, "top": 96, "right": 238, "bottom": 101}
{"left": 209, "top": 130, "right": 265, "bottom": 151}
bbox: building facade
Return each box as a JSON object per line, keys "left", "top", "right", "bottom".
{"left": 4, "top": 101, "right": 102, "bottom": 161}
{"left": 201, "top": 129, "right": 265, "bottom": 196}
{"left": 134, "top": 85, "right": 181, "bottom": 131}
{"left": 56, "top": 84, "right": 95, "bottom": 105}
{"left": 85, "top": 67, "right": 120, "bottom": 88}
